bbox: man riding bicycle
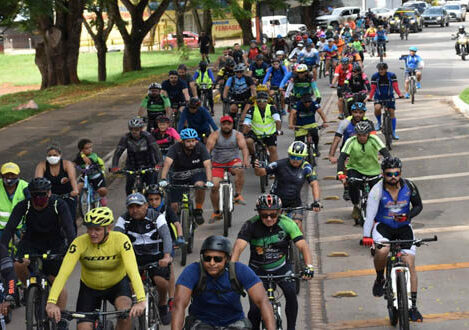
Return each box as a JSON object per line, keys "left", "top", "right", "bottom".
{"left": 331, "top": 57, "right": 353, "bottom": 120}
{"left": 115, "top": 193, "right": 173, "bottom": 325}
{"left": 162, "top": 70, "right": 191, "bottom": 113}
{"left": 232, "top": 194, "right": 314, "bottom": 330}
{"left": 285, "top": 64, "right": 321, "bottom": 110}
{"left": 138, "top": 82, "right": 172, "bottom": 132}
{"left": 263, "top": 57, "right": 288, "bottom": 111}
{"left": 159, "top": 128, "right": 213, "bottom": 225}
{"left": 361, "top": 157, "right": 424, "bottom": 322}
{"left": 343, "top": 63, "right": 371, "bottom": 109}
{"left": 177, "top": 97, "right": 218, "bottom": 144}
{"left": 111, "top": 117, "right": 163, "bottom": 195}
{"left": 323, "top": 38, "right": 339, "bottom": 76}
{"left": 46, "top": 207, "right": 146, "bottom": 330}
{"left": 374, "top": 25, "right": 388, "bottom": 58}
{"left": 249, "top": 54, "right": 269, "bottom": 85}
{"left": 337, "top": 121, "right": 391, "bottom": 220}
{"left": 193, "top": 61, "right": 216, "bottom": 115}
{"left": 402, "top": 46, "right": 424, "bottom": 98}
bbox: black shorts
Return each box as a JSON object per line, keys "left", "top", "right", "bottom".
{"left": 169, "top": 172, "right": 207, "bottom": 203}
{"left": 373, "top": 223, "right": 416, "bottom": 254}
{"left": 16, "top": 241, "right": 66, "bottom": 277}
{"left": 79, "top": 172, "right": 106, "bottom": 191}
{"left": 136, "top": 255, "right": 171, "bottom": 281}
{"left": 76, "top": 277, "right": 132, "bottom": 323}
{"left": 337, "top": 86, "right": 346, "bottom": 98}
{"left": 256, "top": 134, "right": 277, "bottom": 147}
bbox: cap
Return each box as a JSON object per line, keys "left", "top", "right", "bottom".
{"left": 220, "top": 115, "right": 234, "bottom": 123}
{"left": 1, "top": 162, "right": 20, "bottom": 175}
{"left": 126, "top": 193, "right": 147, "bottom": 207}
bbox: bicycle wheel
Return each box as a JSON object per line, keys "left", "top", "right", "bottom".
{"left": 26, "top": 286, "right": 48, "bottom": 330}
{"left": 383, "top": 113, "right": 393, "bottom": 150}
{"left": 379, "top": 46, "right": 384, "bottom": 63}
{"left": 222, "top": 101, "right": 230, "bottom": 116}
{"left": 258, "top": 150, "right": 268, "bottom": 193}
{"left": 180, "top": 208, "right": 189, "bottom": 266}
{"left": 396, "top": 271, "right": 410, "bottom": 330}
{"left": 222, "top": 185, "right": 231, "bottom": 237}
{"left": 410, "top": 79, "right": 415, "bottom": 104}
{"left": 275, "top": 304, "right": 283, "bottom": 330}
{"left": 329, "top": 64, "right": 334, "bottom": 84}
{"left": 307, "top": 141, "right": 316, "bottom": 168}
{"left": 289, "top": 244, "right": 302, "bottom": 295}
{"left": 79, "top": 189, "right": 90, "bottom": 218}
{"left": 146, "top": 288, "right": 160, "bottom": 330}
{"left": 387, "top": 282, "right": 398, "bottom": 326}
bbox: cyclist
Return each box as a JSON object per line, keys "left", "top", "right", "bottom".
{"left": 332, "top": 57, "right": 353, "bottom": 119}
{"left": 159, "top": 128, "right": 213, "bottom": 225}
{"left": 263, "top": 57, "right": 288, "bottom": 111}
{"left": 325, "top": 25, "right": 334, "bottom": 39}
{"left": 343, "top": 63, "right": 370, "bottom": 110}
{"left": 0, "top": 162, "right": 29, "bottom": 237}
{"left": 298, "top": 41, "right": 320, "bottom": 79}
{"left": 216, "top": 47, "right": 234, "bottom": 71}
{"left": 402, "top": 46, "right": 424, "bottom": 98}
{"left": 223, "top": 63, "right": 256, "bottom": 125}
{"left": 2, "top": 177, "right": 75, "bottom": 328}
{"left": 316, "top": 34, "right": 327, "bottom": 52}
{"left": 288, "top": 41, "right": 305, "bottom": 60}
{"left": 46, "top": 207, "right": 146, "bottom": 330}
{"left": 289, "top": 94, "right": 328, "bottom": 156}
{"left": 374, "top": 25, "right": 388, "bottom": 58}
{"left": 172, "top": 235, "right": 275, "bottom": 330}
{"left": 340, "top": 24, "right": 352, "bottom": 43}
{"left": 232, "top": 43, "right": 246, "bottom": 65}
{"left": 177, "top": 97, "right": 218, "bottom": 144}
{"left": 151, "top": 115, "right": 181, "bottom": 156}
{"left": 285, "top": 64, "right": 321, "bottom": 109}
{"left": 247, "top": 40, "right": 261, "bottom": 64}
{"left": 254, "top": 142, "right": 321, "bottom": 232}
{"left": 111, "top": 117, "right": 163, "bottom": 195}
{"left": 368, "top": 62, "right": 404, "bottom": 140}
{"left": 351, "top": 34, "right": 365, "bottom": 62}
{"left": 323, "top": 38, "right": 339, "bottom": 76}
{"left": 216, "top": 58, "right": 235, "bottom": 97}
{"left": 162, "top": 70, "right": 190, "bottom": 113}
{"left": 365, "top": 24, "right": 377, "bottom": 54}
{"left": 249, "top": 54, "right": 269, "bottom": 85}
{"left": 206, "top": 115, "right": 250, "bottom": 222}
{"left": 271, "top": 34, "right": 289, "bottom": 54}
{"left": 177, "top": 64, "right": 198, "bottom": 98}
{"left": 455, "top": 25, "right": 467, "bottom": 55}
{"left": 337, "top": 121, "right": 391, "bottom": 220}
{"left": 0, "top": 243, "right": 17, "bottom": 316}
{"left": 333, "top": 35, "right": 346, "bottom": 58}
{"left": 343, "top": 44, "right": 363, "bottom": 68}
{"left": 138, "top": 82, "right": 171, "bottom": 132}
{"left": 361, "top": 157, "right": 424, "bottom": 322}
{"left": 243, "top": 91, "right": 282, "bottom": 164}
{"left": 231, "top": 194, "right": 315, "bottom": 330}
{"left": 115, "top": 193, "right": 173, "bottom": 325}
{"left": 73, "top": 138, "right": 108, "bottom": 206}
{"left": 193, "top": 61, "right": 216, "bottom": 115}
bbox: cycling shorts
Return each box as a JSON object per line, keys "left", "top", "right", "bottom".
{"left": 282, "top": 199, "right": 305, "bottom": 222}
{"left": 17, "top": 241, "right": 66, "bottom": 277}
{"left": 404, "top": 70, "right": 421, "bottom": 79}
{"left": 169, "top": 172, "right": 207, "bottom": 203}
{"left": 374, "top": 100, "right": 396, "bottom": 109}
{"left": 337, "top": 86, "right": 347, "bottom": 98}
{"left": 212, "top": 158, "right": 242, "bottom": 178}
{"left": 79, "top": 172, "right": 106, "bottom": 190}
{"left": 372, "top": 223, "right": 416, "bottom": 255}
{"left": 136, "top": 255, "right": 171, "bottom": 281}
{"left": 76, "top": 277, "right": 132, "bottom": 323}
{"left": 247, "top": 133, "right": 277, "bottom": 147}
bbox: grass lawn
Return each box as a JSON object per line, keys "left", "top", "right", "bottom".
{"left": 0, "top": 48, "right": 222, "bottom": 128}
{"left": 460, "top": 88, "right": 469, "bottom": 105}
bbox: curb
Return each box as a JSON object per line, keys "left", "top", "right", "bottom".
{"left": 452, "top": 95, "right": 469, "bottom": 119}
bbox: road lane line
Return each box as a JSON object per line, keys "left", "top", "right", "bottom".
{"left": 39, "top": 137, "right": 50, "bottom": 145}
{"left": 79, "top": 120, "right": 88, "bottom": 124}
{"left": 97, "top": 112, "right": 106, "bottom": 116}
{"left": 16, "top": 150, "right": 28, "bottom": 157}
{"left": 393, "top": 134, "right": 469, "bottom": 145}
{"left": 396, "top": 122, "right": 469, "bottom": 132}
{"left": 397, "top": 113, "right": 450, "bottom": 121}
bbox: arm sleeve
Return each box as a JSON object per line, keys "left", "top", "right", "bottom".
{"left": 408, "top": 180, "right": 423, "bottom": 219}
{"left": 140, "top": 97, "right": 148, "bottom": 108}
{"left": 114, "top": 216, "right": 126, "bottom": 233}
{"left": 163, "top": 96, "right": 171, "bottom": 108}
{"left": 335, "top": 119, "right": 348, "bottom": 136}
{"left": 192, "top": 71, "right": 199, "bottom": 80}
{"left": 237, "top": 221, "right": 253, "bottom": 242}
{"left": 311, "top": 81, "right": 321, "bottom": 98}
{"left": 304, "top": 163, "right": 317, "bottom": 183}
{"left": 379, "top": 147, "right": 391, "bottom": 159}
{"left": 177, "top": 110, "right": 187, "bottom": 132}
{"left": 337, "top": 152, "right": 348, "bottom": 173}
{"left": 156, "top": 219, "right": 173, "bottom": 255}
{"left": 57, "top": 199, "right": 77, "bottom": 243}
{"left": 369, "top": 84, "right": 377, "bottom": 99}
{"left": 263, "top": 68, "right": 272, "bottom": 85}
{"left": 112, "top": 137, "right": 127, "bottom": 168}
{"left": 392, "top": 81, "right": 401, "bottom": 95}
{"left": 364, "top": 182, "right": 382, "bottom": 237}
{"left": 265, "top": 161, "right": 278, "bottom": 175}
{"left": 206, "top": 110, "right": 218, "bottom": 130}
{"left": 148, "top": 134, "right": 163, "bottom": 165}
{"left": 208, "top": 69, "right": 216, "bottom": 83}
{"left": 47, "top": 237, "right": 83, "bottom": 304}
{"left": 120, "top": 235, "right": 146, "bottom": 303}
{"left": 0, "top": 202, "right": 25, "bottom": 247}
{"left": 279, "top": 72, "right": 291, "bottom": 89}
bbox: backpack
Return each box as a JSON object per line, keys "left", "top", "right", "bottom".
{"left": 192, "top": 261, "right": 246, "bottom": 297}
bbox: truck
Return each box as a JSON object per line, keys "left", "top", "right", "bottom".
{"left": 252, "top": 16, "right": 307, "bottom": 42}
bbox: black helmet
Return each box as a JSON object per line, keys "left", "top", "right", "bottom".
{"left": 146, "top": 183, "right": 164, "bottom": 196}
{"left": 257, "top": 91, "right": 269, "bottom": 100}
{"left": 376, "top": 62, "right": 388, "bottom": 70}
{"left": 200, "top": 235, "right": 232, "bottom": 256}
{"left": 189, "top": 97, "right": 201, "bottom": 108}
{"left": 355, "top": 121, "right": 373, "bottom": 134}
{"left": 352, "top": 62, "right": 362, "bottom": 72}
{"left": 128, "top": 117, "right": 145, "bottom": 129}
{"left": 29, "top": 177, "right": 52, "bottom": 193}
{"left": 225, "top": 59, "right": 235, "bottom": 67}
{"left": 156, "top": 115, "right": 170, "bottom": 123}
{"left": 199, "top": 61, "right": 208, "bottom": 69}
{"left": 256, "top": 194, "right": 282, "bottom": 210}
{"left": 301, "top": 94, "right": 313, "bottom": 103}
{"left": 256, "top": 54, "right": 264, "bottom": 61}
{"left": 381, "top": 157, "right": 402, "bottom": 171}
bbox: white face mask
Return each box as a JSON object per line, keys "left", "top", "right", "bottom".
{"left": 46, "top": 156, "right": 61, "bottom": 165}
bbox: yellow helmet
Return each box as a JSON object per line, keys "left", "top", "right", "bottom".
{"left": 256, "top": 84, "right": 269, "bottom": 93}
{"left": 296, "top": 64, "right": 308, "bottom": 73}
{"left": 84, "top": 207, "right": 114, "bottom": 227}
{"left": 288, "top": 141, "right": 308, "bottom": 157}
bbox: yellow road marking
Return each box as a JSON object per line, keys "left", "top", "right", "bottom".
{"left": 39, "top": 137, "right": 50, "bottom": 145}
{"left": 79, "top": 120, "right": 88, "bottom": 124}
{"left": 16, "top": 150, "right": 28, "bottom": 157}
{"left": 60, "top": 127, "right": 71, "bottom": 134}
{"left": 97, "top": 112, "right": 106, "bottom": 116}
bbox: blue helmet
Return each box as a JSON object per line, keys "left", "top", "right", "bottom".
{"left": 341, "top": 57, "right": 349, "bottom": 64}
{"left": 277, "top": 34, "right": 282, "bottom": 39}
{"left": 409, "top": 46, "right": 417, "bottom": 52}
{"left": 351, "top": 102, "right": 367, "bottom": 112}
{"left": 180, "top": 128, "right": 199, "bottom": 140}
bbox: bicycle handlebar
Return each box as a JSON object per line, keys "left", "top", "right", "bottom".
{"left": 212, "top": 165, "right": 246, "bottom": 170}
{"left": 282, "top": 205, "right": 313, "bottom": 212}
{"left": 18, "top": 253, "right": 65, "bottom": 262}
{"left": 347, "top": 175, "right": 381, "bottom": 183}
{"left": 59, "top": 309, "right": 131, "bottom": 321}
{"left": 375, "top": 235, "right": 438, "bottom": 247}
{"left": 257, "top": 271, "right": 304, "bottom": 280}
{"left": 165, "top": 184, "right": 209, "bottom": 190}
{"left": 110, "top": 168, "right": 158, "bottom": 175}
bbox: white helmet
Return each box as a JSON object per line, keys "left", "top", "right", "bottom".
{"left": 275, "top": 50, "right": 285, "bottom": 56}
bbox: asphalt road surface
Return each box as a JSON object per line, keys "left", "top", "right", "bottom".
{"left": 5, "top": 20, "right": 469, "bottom": 329}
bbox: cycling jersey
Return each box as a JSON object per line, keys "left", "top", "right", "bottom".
{"left": 266, "top": 158, "right": 317, "bottom": 206}
{"left": 177, "top": 106, "right": 218, "bottom": 136}
{"left": 293, "top": 100, "right": 320, "bottom": 127}
{"left": 299, "top": 48, "right": 320, "bottom": 66}
{"left": 335, "top": 39, "right": 346, "bottom": 55}
{"left": 344, "top": 72, "right": 371, "bottom": 93}
{"left": 369, "top": 72, "right": 401, "bottom": 100}
{"left": 404, "top": 54, "right": 424, "bottom": 71}
{"left": 365, "top": 28, "right": 377, "bottom": 37}
{"left": 151, "top": 127, "right": 180, "bottom": 155}
{"left": 316, "top": 41, "right": 326, "bottom": 52}
{"left": 112, "top": 132, "right": 163, "bottom": 169}
{"left": 334, "top": 63, "right": 353, "bottom": 86}
{"left": 237, "top": 214, "right": 303, "bottom": 271}
{"left": 0, "top": 179, "right": 28, "bottom": 229}
{"left": 339, "top": 135, "right": 387, "bottom": 176}
{"left": 225, "top": 75, "right": 254, "bottom": 99}
{"left": 232, "top": 49, "right": 244, "bottom": 64}
{"left": 247, "top": 47, "right": 260, "bottom": 62}
{"left": 375, "top": 30, "right": 388, "bottom": 42}
{"left": 336, "top": 117, "right": 372, "bottom": 143}
{"left": 216, "top": 67, "right": 235, "bottom": 82}
{"left": 249, "top": 62, "right": 269, "bottom": 80}
{"left": 193, "top": 69, "right": 215, "bottom": 88}
{"left": 140, "top": 95, "right": 170, "bottom": 114}
{"left": 323, "top": 44, "right": 338, "bottom": 58}
{"left": 47, "top": 231, "right": 145, "bottom": 304}
{"left": 288, "top": 76, "right": 321, "bottom": 99}
{"left": 351, "top": 40, "right": 364, "bottom": 52}
{"left": 263, "top": 65, "right": 288, "bottom": 87}
{"left": 166, "top": 142, "right": 210, "bottom": 172}
{"left": 162, "top": 79, "right": 188, "bottom": 104}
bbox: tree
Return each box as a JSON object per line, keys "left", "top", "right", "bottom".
{"left": 82, "top": 0, "right": 114, "bottom": 81}
{"left": 173, "top": 0, "right": 190, "bottom": 49}
{"left": 189, "top": 0, "right": 216, "bottom": 53}
{"left": 227, "top": 0, "right": 254, "bottom": 45}
{"left": 108, "top": 0, "right": 170, "bottom": 72}
{"left": 0, "top": 0, "right": 20, "bottom": 27}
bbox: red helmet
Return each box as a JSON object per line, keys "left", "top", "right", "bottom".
{"left": 295, "top": 35, "right": 302, "bottom": 41}
{"left": 302, "top": 34, "right": 308, "bottom": 40}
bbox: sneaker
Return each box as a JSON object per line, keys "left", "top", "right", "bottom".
{"left": 313, "top": 148, "right": 321, "bottom": 157}
{"left": 405, "top": 93, "right": 410, "bottom": 99}
{"left": 193, "top": 208, "right": 205, "bottom": 225}
{"left": 280, "top": 109, "right": 287, "bottom": 116}
{"left": 175, "top": 236, "right": 185, "bottom": 246}
{"left": 372, "top": 278, "right": 385, "bottom": 297}
{"left": 159, "top": 305, "right": 171, "bottom": 325}
{"left": 325, "top": 71, "right": 329, "bottom": 76}
{"left": 352, "top": 205, "right": 361, "bottom": 220}
{"left": 343, "top": 188, "right": 351, "bottom": 201}
{"left": 234, "top": 194, "right": 246, "bottom": 205}
{"left": 209, "top": 211, "right": 222, "bottom": 224}
{"left": 210, "top": 109, "right": 215, "bottom": 116}
{"left": 416, "top": 82, "right": 421, "bottom": 89}
{"left": 392, "top": 133, "right": 399, "bottom": 140}
{"left": 409, "top": 307, "right": 423, "bottom": 322}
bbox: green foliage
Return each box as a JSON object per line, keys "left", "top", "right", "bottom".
{"left": 460, "top": 88, "right": 469, "bottom": 105}
{"left": 178, "top": 45, "right": 190, "bottom": 61}
{"left": 0, "top": 0, "right": 20, "bottom": 26}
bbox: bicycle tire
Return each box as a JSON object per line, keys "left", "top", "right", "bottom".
{"left": 223, "top": 185, "right": 231, "bottom": 237}
{"left": 188, "top": 212, "right": 195, "bottom": 254}
{"left": 410, "top": 79, "right": 415, "bottom": 104}
{"left": 329, "top": 64, "right": 333, "bottom": 84}
{"left": 25, "top": 285, "right": 47, "bottom": 330}
{"left": 258, "top": 149, "right": 268, "bottom": 193}
{"left": 180, "top": 209, "right": 190, "bottom": 266}
{"left": 105, "top": 321, "right": 114, "bottom": 330}
{"left": 222, "top": 102, "right": 230, "bottom": 116}
{"left": 276, "top": 304, "right": 283, "bottom": 330}
{"left": 383, "top": 113, "right": 393, "bottom": 150}
{"left": 397, "top": 271, "right": 410, "bottom": 330}
{"left": 146, "top": 288, "right": 160, "bottom": 330}
{"left": 387, "top": 282, "right": 398, "bottom": 326}
{"left": 79, "top": 189, "right": 90, "bottom": 218}
{"left": 289, "top": 244, "right": 302, "bottom": 295}
{"left": 307, "top": 142, "right": 316, "bottom": 168}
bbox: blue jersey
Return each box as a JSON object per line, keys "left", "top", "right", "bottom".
{"left": 371, "top": 72, "right": 398, "bottom": 100}
{"left": 375, "top": 30, "right": 388, "bottom": 42}
{"left": 263, "top": 65, "right": 288, "bottom": 87}
{"left": 279, "top": 71, "right": 293, "bottom": 89}
{"left": 404, "top": 54, "right": 423, "bottom": 71}
{"left": 375, "top": 181, "right": 412, "bottom": 229}
{"left": 294, "top": 101, "right": 320, "bottom": 126}
{"left": 323, "top": 44, "right": 338, "bottom": 54}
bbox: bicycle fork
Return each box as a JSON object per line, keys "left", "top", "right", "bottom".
{"left": 390, "top": 267, "right": 411, "bottom": 309}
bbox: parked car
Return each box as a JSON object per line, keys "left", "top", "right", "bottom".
{"left": 390, "top": 8, "right": 424, "bottom": 33}
{"left": 445, "top": 0, "right": 468, "bottom": 9}
{"left": 444, "top": 3, "right": 467, "bottom": 21}
{"left": 403, "top": 1, "right": 431, "bottom": 14}
{"left": 422, "top": 6, "right": 450, "bottom": 27}
{"left": 161, "top": 31, "right": 199, "bottom": 50}
{"left": 315, "top": 7, "right": 361, "bottom": 27}
{"left": 371, "top": 8, "right": 395, "bottom": 19}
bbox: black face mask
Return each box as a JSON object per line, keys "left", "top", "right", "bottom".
{"left": 3, "top": 178, "right": 18, "bottom": 187}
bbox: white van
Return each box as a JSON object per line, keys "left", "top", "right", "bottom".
{"left": 252, "top": 16, "right": 307, "bottom": 41}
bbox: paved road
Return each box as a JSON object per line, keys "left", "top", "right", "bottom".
{"left": 4, "top": 20, "right": 469, "bottom": 329}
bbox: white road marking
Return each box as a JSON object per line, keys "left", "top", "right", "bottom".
{"left": 394, "top": 134, "right": 469, "bottom": 146}
{"left": 396, "top": 123, "right": 469, "bottom": 132}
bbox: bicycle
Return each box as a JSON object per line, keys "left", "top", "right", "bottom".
{"left": 366, "top": 37, "right": 376, "bottom": 57}
{"left": 251, "top": 134, "right": 271, "bottom": 193}
{"left": 294, "top": 124, "right": 325, "bottom": 168}
{"left": 137, "top": 261, "right": 162, "bottom": 330}
{"left": 198, "top": 83, "right": 213, "bottom": 115}
{"left": 318, "top": 56, "right": 326, "bottom": 79}
{"left": 377, "top": 41, "right": 385, "bottom": 63}
{"left": 78, "top": 165, "right": 103, "bottom": 218}
{"left": 343, "top": 90, "right": 368, "bottom": 117}
{"left": 258, "top": 271, "right": 304, "bottom": 330}
{"left": 371, "top": 236, "right": 438, "bottom": 330}
{"left": 399, "top": 23, "right": 409, "bottom": 41}
{"left": 347, "top": 175, "right": 381, "bottom": 226}
{"left": 21, "top": 253, "right": 64, "bottom": 330}
{"left": 112, "top": 168, "right": 158, "bottom": 195}
{"left": 0, "top": 281, "right": 14, "bottom": 329}
{"left": 56, "top": 306, "right": 130, "bottom": 330}
{"left": 376, "top": 99, "right": 394, "bottom": 150}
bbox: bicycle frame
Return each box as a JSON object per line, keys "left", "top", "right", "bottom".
{"left": 348, "top": 175, "right": 381, "bottom": 225}
{"left": 218, "top": 169, "right": 234, "bottom": 214}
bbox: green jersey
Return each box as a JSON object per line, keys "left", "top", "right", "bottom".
{"left": 140, "top": 95, "right": 170, "bottom": 113}
{"left": 341, "top": 134, "right": 385, "bottom": 176}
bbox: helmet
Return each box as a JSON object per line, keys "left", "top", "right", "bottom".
{"left": 180, "top": 128, "right": 199, "bottom": 140}
{"left": 381, "top": 157, "right": 402, "bottom": 171}
{"left": 148, "top": 82, "right": 162, "bottom": 90}
{"left": 306, "top": 38, "right": 313, "bottom": 44}
{"left": 256, "top": 194, "right": 282, "bottom": 210}
{"left": 257, "top": 91, "right": 269, "bottom": 100}
{"left": 295, "top": 35, "right": 302, "bottom": 41}
{"left": 459, "top": 25, "right": 465, "bottom": 32}
{"left": 288, "top": 141, "right": 308, "bottom": 157}
{"left": 28, "top": 177, "right": 51, "bottom": 193}
{"left": 233, "top": 63, "right": 245, "bottom": 72}
{"left": 156, "top": 115, "right": 170, "bottom": 123}
{"left": 352, "top": 62, "right": 362, "bottom": 72}
{"left": 297, "top": 42, "right": 304, "bottom": 47}
{"left": 302, "top": 34, "right": 308, "bottom": 40}
{"left": 199, "top": 61, "right": 208, "bottom": 69}
{"left": 146, "top": 183, "right": 163, "bottom": 196}
{"left": 1, "top": 162, "right": 20, "bottom": 175}
{"left": 277, "top": 34, "right": 282, "bottom": 39}
{"left": 350, "top": 102, "right": 367, "bottom": 112}
{"left": 327, "top": 25, "right": 333, "bottom": 30}
{"left": 256, "top": 84, "right": 269, "bottom": 92}
{"left": 301, "top": 94, "right": 313, "bottom": 103}
{"left": 83, "top": 207, "right": 114, "bottom": 227}
{"left": 189, "top": 97, "right": 201, "bottom": 108}
{"left": 250, "top": 40, "right": 257, "bottom": 44}
{"left": 319, "top": 33, "right": 326, "bottom": 38}
{"left": 275, "top": 50, "right": 285, "bottom": 56}
{"left": 376, "top": 62, "right": 388, "bottom": 70}
{"left": 327, "top": 38, "right": 334, "bottom": 42}
{"left": 296, "top": 64, "right": 308, "bottom": 73}
{"left": 271, "top": 57, "right": 281, "bottom": 63}
{"left": 128, "top": 117, "right": 144, "bottom": 129}
{"left": 341, "top": 57, "right": 350, "bottom": 64}
{"left": 409, "top": 46, "right": 417, "bottom": 52}
{"left": 355, "top": 121, "right": 373, "bottom": 134}
{"left": 256, "top": 54, "right": 264, "bottom": 61}
{"left": 200, "top": 235, "right": 232, "bottom": 256}
{"left": 225, "top": 59, "right": 235, "bottom": 67}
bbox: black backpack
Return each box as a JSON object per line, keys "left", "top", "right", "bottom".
{"left": 192, "top": 261, "right": 246, "bottom": 297}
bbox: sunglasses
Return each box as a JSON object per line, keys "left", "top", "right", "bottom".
{"left": 260, "top": 212, "right": 279, "bottom": 219}
{"left": 31, "top": 191, "right": 48, "bottom": 197}
{"left": 257, "top": 99, "right": 268, "bottom": 103}
{"left": 289, "top": 155, "right": 304, "bottom": 161}
{"left": 202, "top": 255, "right": 224, "bottom": 263}
{"left": 385, "top": 171, "right": 401, "bottom": 177}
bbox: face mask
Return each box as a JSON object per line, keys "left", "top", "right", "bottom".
{"left": 3, "top": 178, "right": 18, "bottom": 187}
{"left": 46, "top": 156, "right": 61, "bottom": 165}
{"left": 32, "top": 195, "right": 49, "bottom": 208}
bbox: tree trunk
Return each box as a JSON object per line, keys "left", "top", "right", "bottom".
{"left": 304, "top": 0, "right": 320, "bottom": 30}
{"left": 238, "top": 18, "right": 254, "bottom": 45}
{"left": 192, "top": 8, "right": 202, "bottom": 33}
{"left": 96, "top": 42, "right": 107, "bottom": 81}
{"left": 229, "top": 0, "right": 254, "bottom": 45}
{"left": 202, "top": 9, "right": 215, "bottom": 53}
{"left": 123, "top": 38, "right": 143, "bottom": 72}
{"left": 34, "top": 42, "right": 48, "bottom": 89}
{"left": 174, "top": 0, "right": 185, "bottom": 49}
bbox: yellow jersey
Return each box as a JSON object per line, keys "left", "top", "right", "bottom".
{"left": 48, "top": 231, "right": 145, "bottom": 304}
